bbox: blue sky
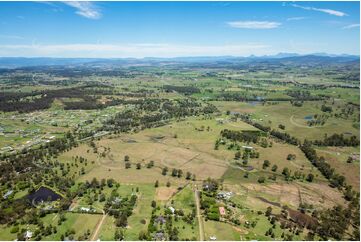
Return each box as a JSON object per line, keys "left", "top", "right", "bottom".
{"left": 0, "top": 1, "right": 359, "bottom": 57}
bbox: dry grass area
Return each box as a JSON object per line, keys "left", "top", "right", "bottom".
{"left": 240, "top": 181, "right": 345, "bottom": 210}
{"left": 155, "top": 187, "right": 178, "bottom": 201}
{"left": 316, "top": 146, "right": 360, "bottom": 190}
{"left": 57, "top": 116, "right": 349, "bottom": 213}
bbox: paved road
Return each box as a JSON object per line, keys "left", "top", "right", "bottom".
{"left": 194, "top": 189, "right": 205, "bottom": 241}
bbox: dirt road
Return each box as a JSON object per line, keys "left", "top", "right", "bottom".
{"left": 194, "top": 189, "right": 205, "bottom": 241}
{"left": 90, "top": 211, "right": 107, "bottom": 241}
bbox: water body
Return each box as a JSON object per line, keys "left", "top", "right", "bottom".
{"left": 304, "top": 115, "right": 313, "bottom": 120}
{"left": 26, "top": 186, "right": 62, "bottom": 204}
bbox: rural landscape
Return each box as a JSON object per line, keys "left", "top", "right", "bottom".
{"left": 0, "top": 1, "right": 359, "bottom": 241}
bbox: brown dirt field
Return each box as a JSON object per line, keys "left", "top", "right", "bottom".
{"left": 296, "top": 182, "right": 347, "bottom": 208}
{"left": 155, "top": 187, "right": 178, "bottom": 201}
{"left": 243, "top": 181, "right": 345, "bottom": 210}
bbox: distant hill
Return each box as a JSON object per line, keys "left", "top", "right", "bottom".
{"left": 0, "top": 53, "right": 359, "bottom": 68}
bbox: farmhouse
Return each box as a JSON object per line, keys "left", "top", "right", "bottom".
{"left": 168, "top": 206, "right": 175, "bottom": 214}
{"left": 80, "top": 207, "right": 94, "bottom": 213}
{"left": 24, "top": 230, "right": 33, "bottom": 240}
{"left": 217, "top": 191, "right": 233, "bottom": 200}
{"left": 210, "top": 235, "right": 217, "bottom": 240}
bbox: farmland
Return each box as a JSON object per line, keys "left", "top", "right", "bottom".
{"left": 0, "top": 55, "right": 359, "bottom": 241}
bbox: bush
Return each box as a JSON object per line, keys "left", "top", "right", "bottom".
{"left": 258, "top": 177, "right": 266, "bottom": 183}
{"left": 10, "top": 226, "right": 19, "bottom": 234}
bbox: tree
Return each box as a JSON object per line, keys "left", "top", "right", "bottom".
{"left": 186, "top": 171, "right": 192, "bottom": 180}
{"left": 265, "top": 206, "right": 272, "bottom": 217}
{"left": 263, "top": 160, "right": 270, "bottom": 169}
{"left": 166, "top": 181, "right": 171, "bottom": 187}
{"left": 171, "top": 168, "right": 178, "bottom": 177}
{"left": 271, "top": 165, "right": 278, "bottom": 172}
{"left": 162, "top": 167, "right": 168, "bottom": 175}
{"left": 177, "top": 169, "right": 183, "bottom": 178}
{"left": 151, "top": 200, "right": 157, "bottom": 208}
{"left": 136, "top": 163, "right": 141, "bottom": 169}
{"left": 287, "top": 154, "right": 296, "bottom": 160}
{"left": 107, "top": 178, "right": 114, "bottom": 187}
{"left": 234, "top": 151, "right": 241, "bottom": 160}
{"left": 258, "top": 176, "right": 265, "bottom": 183}
{"left": 114, "top": 229, "right": 124, "bottom": 240}
{"left": 154, "top": 180, "right": 159, "bottom": 188}
{"left": 116, "top": 213, "right": 128, "bottom": 227}
{"left": 124, "top": 155, "right": 130, "bottom": 162}
{"left": 306, "top": 173, "right": 314, "bottom": 182}
{"left": 125, "top": 162, "right": 131, "bottom": 169}
{"left": 138, "top": 230, "right": 148, "bottom": 240}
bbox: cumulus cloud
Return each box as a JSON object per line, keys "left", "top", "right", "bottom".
{"left": 63, "top": 1, "right": 101, "bottom": 19}
{"left": 343, "top": 24, "right": 360, "bottom": 29}
{"left": 227, "top": 21, "right": 281, "bottom": 29}
{"left": 0, "top": 43, "right": 271, "bottom": 58}
{"left": 291, "top": 4, "right": 347, "bottom": 17}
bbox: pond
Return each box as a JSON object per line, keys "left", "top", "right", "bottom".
{"left": 304, "top": 115, "right": 313, "bottom": 120}
{"left": 26, "top": 186, "right": 63, "bottom": 204}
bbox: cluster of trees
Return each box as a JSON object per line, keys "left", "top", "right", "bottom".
{"left": 163, "top": 85, "right": 200, "bottom": 94}
{"left": 102, "top": 98, "right": 217, "bottom": 133}
{"left": 286, "top": 90, "right": 321, "bottom": 101}
{"left": 300, "top": 140, "right": 358, "bottom": 193}
{"left": 307, "top": 114, "right": 328, "bottom": 126}
{"left": 220, "top": 129, "right": 263, "bottom": 144}
{"left": 143, "top": 200, "right": 196, "bottom": 240}
{"left": 0, "top": 83, "right": 113, "bottom": 112}
{"left": 236, "top": 113, "right": 300, "bottom": 145}
{"left": 313, "top": 133, "right": 359, "bottom": 147}
{"left": 321, "top": 104, "right": 333, "bottom": 113}
{"left": 200, "top": 193, "right": 220, "bottom": 221}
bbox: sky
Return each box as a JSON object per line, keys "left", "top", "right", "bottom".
{"left": 0, "top": 1, "right": 359, "bottom": 58}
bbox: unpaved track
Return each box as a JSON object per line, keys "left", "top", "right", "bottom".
{"left": 194, "top": 189, "right": 205, "bottom": 241}
{"left": 290, "top": 115, "right": 314, "bottom": 128}
{"left": 90, "top": 212, "right": 107, "bottom": 241}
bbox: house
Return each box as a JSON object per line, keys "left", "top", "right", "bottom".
{"left": 210, "top": 235, "right": 217, "bottom": 241}
{"left": 24, "top": 231, "right": 33, "bottom": 240}
{"left": 168, "top": 206, "right": 175, "bottom": 214}
{"left": 80, "top": 207, "right": 94, "bottom": 213}
{"left": 219, "top": 206, "right": 226, "bottom": 216}
{"left": 3, "top": 190, "right": 13, "bottom": 199}
{"left": 217, "top": 191, "right": 233, "bottom": 200}
{"left": 112, "top": 197, "right": 122, "bottom": 205}
{"left": 155, "top": 216, "right": 166, "bottom": 224}
{"left": 154, "top": 232, "right": 165, "bottom": 241}
{"left": 242, "top": 145, "right": 253, "bottom": 150}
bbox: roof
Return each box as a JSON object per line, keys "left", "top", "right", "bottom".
{"left": 219, "top": 207, "right": 226, "bottom": 216}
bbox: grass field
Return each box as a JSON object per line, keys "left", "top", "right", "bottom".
{"left": 212, "top": 101, "right": 359, "bottom": 140}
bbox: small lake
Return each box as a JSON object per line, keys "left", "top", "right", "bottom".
{"left": 304, "top": 115, "right": 313, "bottom": 120}
{"left": 26, "top": 186, "right": 63, "bottom": 204}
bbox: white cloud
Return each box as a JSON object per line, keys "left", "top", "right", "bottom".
{"left": 287, "top": 17, "right": 306, "bottom": 21}
{"left": 343, "top": 24, "right": 360, "bottom": 29}
{"left": 0, "top": 43, "right": 271, "bottom": 58}
{"left": 291, "top": 4, "right": 347, "bottom": 17}
{"left": 63, "top": 1, "right": 101, "bottom": 19}
{"left": 227, "top": 21, "right": 281, "bottom": 29}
